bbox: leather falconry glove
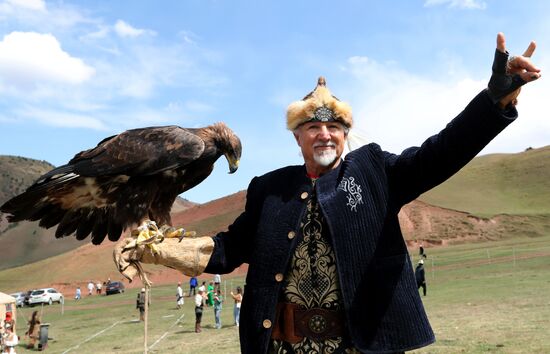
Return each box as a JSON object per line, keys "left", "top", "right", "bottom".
{"left": 113, "top": 235, "right": 214, "bottom": 284}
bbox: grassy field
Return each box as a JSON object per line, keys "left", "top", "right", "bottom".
{"left": 411, "top": 235, "right": 550, "bottom": 353}
{"left": 5, "top": 234, "right": 550, "bottom": 354}
{"left": 9, "top": 278, "right": 246, "bottom": 354}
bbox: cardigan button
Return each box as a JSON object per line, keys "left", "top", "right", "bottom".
{"left": 300, "top": 192, "right": 308, "bottom": 200}
{"left": 275, "top": 273, "right": 284, "bottom": 282}
{"left": 287, "top": 231, "right": 296, "bottom": 240}
{"left": 263, "top": 319, "right": 272, "bottom": 329}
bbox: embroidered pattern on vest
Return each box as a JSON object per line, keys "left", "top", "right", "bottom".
{"left": 271, "top": 179, "right": 358, "bottom": 353}
{"left": 337, "top": 177, "right": 363, "bottom": 212}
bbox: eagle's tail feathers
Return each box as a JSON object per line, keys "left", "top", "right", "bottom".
{"left": 27, "top": 203, "right": 56, "bottom": 222}
{"left": 4, "top": 197, "right": 47, "bottom": 222}
{"left": 76, "top": 209, "right": 95, "bottom": 240}
{"left": 107, "top": 217, "right": 123, "bottom": 242}
{"left": 55, "top": 210, "right": 81, "bottom": 238}
{"left": 91, "top": 209, "right": 108, "bottom": 245}
{"left": 2, "top": 191, "right": 43, "bottom": 220}
{"left": 1, "top": 166, "right": 78, "bottom": 221}
{"left": 38, "top": 207, "right": 65, "bottom": 229}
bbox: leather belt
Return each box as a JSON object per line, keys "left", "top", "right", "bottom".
{"left": 271, "top": 302, "right": 346, "bottom": 343}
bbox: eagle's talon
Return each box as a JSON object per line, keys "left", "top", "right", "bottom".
{"left": 157, "top": 224, "right": 197, "bottom": 242}
{"left": 122, "top": 239, "right": 138, "bottom": 250}
{"left": 179, "top": 230, "right": 197, "bottom": 242}
{"left": 131, "top": 220, "right": 166, "bottom": 254}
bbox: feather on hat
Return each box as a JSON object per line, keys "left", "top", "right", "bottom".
{"left": 286, "top": 77, "right": 353, "bottom": 131}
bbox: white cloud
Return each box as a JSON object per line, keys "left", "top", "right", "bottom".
{"left": 424, "top": 0, "right": 487, "bottom": 10}
{"left": 0, "top": 0, "right": 87, "bottom": 30}
{"left": 6, "top": 0, "right": 45, "bottom": 11}
{"left": 114, "top": 20, "right": 154, "bottom": 38}
{"left": 80, "top": 25, "right": 110, "bottom": 41}
{"left": 90, "top": 42, "right": 225, "bottom": 100}
{"left": 178, "top": 30, "right": 199, "bottom": 44}
{"left": 0, "top": 31, "right": 95, "bottom": 88}
{"left": 341, "top": 54, "right": 550, "bottom": 155}
{"left": 17, "top": 107, "right": 106, "bottom": 130}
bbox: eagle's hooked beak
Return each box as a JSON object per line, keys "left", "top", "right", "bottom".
{"left": 225, "top": 154, "right": 239, "bottom": 174}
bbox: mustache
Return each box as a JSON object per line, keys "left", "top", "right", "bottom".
{"left": 313, "top": 141, "right": 336, "bottom": 148}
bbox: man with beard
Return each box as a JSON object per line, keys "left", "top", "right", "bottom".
{"left": 115, "top": 33, "right": 541, "bottom": 353}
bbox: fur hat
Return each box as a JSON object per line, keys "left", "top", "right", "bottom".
{"left": 286, "top": 77, "right": 353, "bottom": 131}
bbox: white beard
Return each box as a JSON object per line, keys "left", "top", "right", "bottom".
{"left": 313, "top": 149, "right": 337, "bottom": 167}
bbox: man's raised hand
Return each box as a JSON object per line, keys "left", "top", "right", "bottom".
{"left": 488, "top": 32, "right": 541, "bottom": 107}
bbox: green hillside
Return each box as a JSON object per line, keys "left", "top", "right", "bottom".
{"left": 419, "top": 146, "right": 550, "bottom": 217}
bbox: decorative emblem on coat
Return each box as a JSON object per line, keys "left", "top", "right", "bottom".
{"left": 337, "top": 177, "right": 364, "bottom": 212}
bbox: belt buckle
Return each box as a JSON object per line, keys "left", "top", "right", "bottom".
{"left": 308, "top": 313, "right": 328, "bottom": 334}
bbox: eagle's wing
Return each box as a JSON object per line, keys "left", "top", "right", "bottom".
{"left": 68, "top": 126, "right": 205, "bottom": 177}
{"left": 0, "top": 126, "right": 206, "bottom": 243}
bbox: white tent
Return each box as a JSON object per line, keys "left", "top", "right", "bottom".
{"left": 0, "top": 292, "right": 17, "bottom": 335}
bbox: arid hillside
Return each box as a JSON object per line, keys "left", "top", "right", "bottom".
{"left": 1, "top": 146, "right": 549, "bottom": 294}
{"left": 0, "top": 155, "right": 54, "bottom": 233}
{"left": 3, "top": 187, "right": 550, "bottom": 295}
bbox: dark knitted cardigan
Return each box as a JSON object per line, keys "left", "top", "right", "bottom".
{"left": 205, "top": 90, "right": 517, "bottom": 353}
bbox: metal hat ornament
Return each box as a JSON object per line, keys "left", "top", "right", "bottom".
{"left": 286, "top": 77, "right": 353, "bottom": 130}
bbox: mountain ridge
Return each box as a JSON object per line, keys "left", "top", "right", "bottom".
{"left": 1, "top": 145, "right": 549, "bottom": 293}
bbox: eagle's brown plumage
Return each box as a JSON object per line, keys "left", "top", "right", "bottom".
{"left": 0, "top": 122, "right": 241, "bottom": 245}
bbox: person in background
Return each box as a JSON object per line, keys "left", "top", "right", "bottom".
{"left": 87, "top": 280, "right": 94, "bottom": 296}
{"left": 206, "top": 281, "right": 214, "bottom": 307}
{"left": 136, "top": 288, "right": 148, "bottom": 321}
{"left": 176, "top": 282, "right": 184, "bottom": 309}
{"left": 189, "top": 276, "right": 198, "bottom": 297}
{"left": 25, "top": 310, "right": 40, "bottom": 350}
{"left": 3, "top": 312, "right": 14, "bottom": 329}
{"left": 214, "top": 274, "right": 222, "bottom": 293}
{"left": 213, "top": 290, "right": 223, "bottom": 329}
{"left": 96, "top": 281, "right": 102, "bottom": 295}
{"left": 416, "top": 259, "right": 427, "bottom": 296}
{"left": 194, "top": 289, "right": 206, "bottom": 333}
{"left": 198, "top": 281, "right": 206, "bottom": 293}
{"left": 1, "top": 313, "right": 15, "bottom": 348}
{"left": 3, "top": 323, "right": 18, "bottom": 354}
{"left": 74, "top": 287, "right": 81, "bottom": 300}
{"left": 230, "top": 286, "right": 243, "bottom": 327}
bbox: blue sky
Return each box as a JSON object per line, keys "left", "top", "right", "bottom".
{"left": 0, "top": 0, "right": 548, "bottom": 203}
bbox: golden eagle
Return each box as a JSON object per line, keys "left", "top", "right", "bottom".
{"left": 1, "top": 122, "right": 241, "bottom": 245}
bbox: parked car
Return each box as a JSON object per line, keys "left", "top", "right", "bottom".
{"left": 9, "top": 292, "right": 26, "bottom": 307}
{"left": 105, "top": 281, "right": 125, "bottom": 295}
{"left": 23, "top": 290, "right": 33, "bottom": 306}
{"left": 28, "top": 288, "right": 64, "bottom": 306}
